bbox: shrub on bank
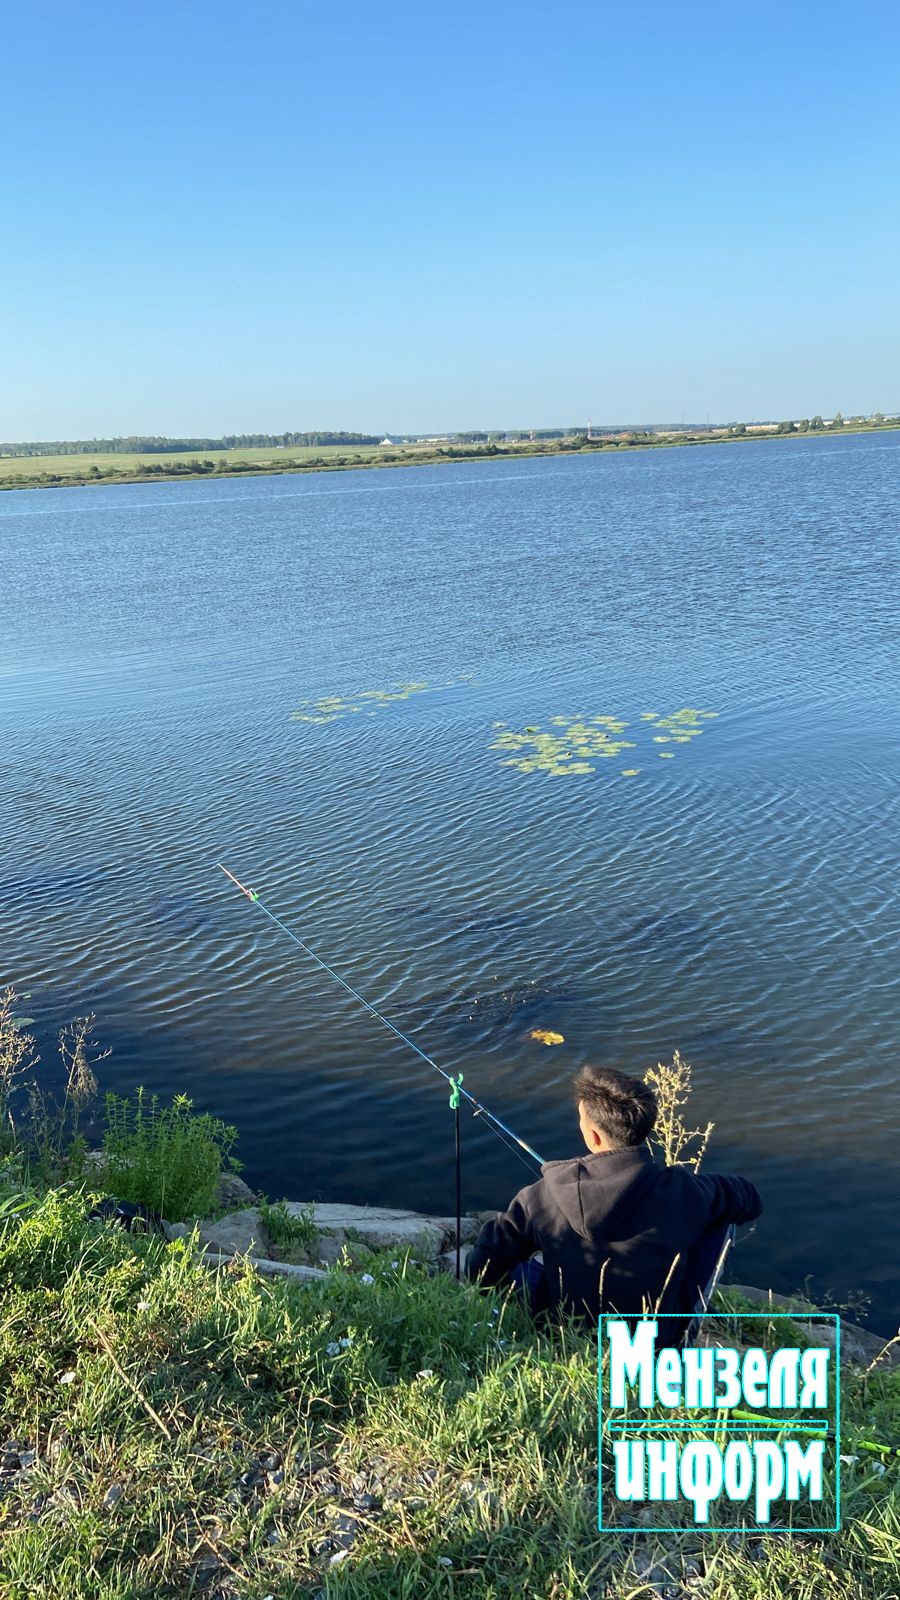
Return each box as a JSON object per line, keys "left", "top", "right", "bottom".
{"left": 0, "top": 990, "right": 238, "bottom": 1221}
{"left": 102, "top": 1087, "right": 239, "bottom": 1221}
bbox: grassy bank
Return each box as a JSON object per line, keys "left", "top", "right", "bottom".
{"left": 0, "top": 1187, "right": 897, "bottom": 1600}
{"left": 1, "top": 1006, "right": 896, "bottom": 1595}
{"left": 2, "top": 422, "right": 899, "bottom": 493}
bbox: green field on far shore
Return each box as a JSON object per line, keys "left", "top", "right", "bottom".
{"left": 0, "top": 441, "right": 401, "bottom": 480}
{"left": 2, "top": 422, "right": 898, "bottom": 493}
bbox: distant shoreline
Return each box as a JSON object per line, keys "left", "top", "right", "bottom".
{"left": 2, "top": 420, "right": 898, "bottom": 493}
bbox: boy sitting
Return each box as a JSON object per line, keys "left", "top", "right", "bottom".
{"left": 466, "top": 1064, "right": 761, "bottom": 1325}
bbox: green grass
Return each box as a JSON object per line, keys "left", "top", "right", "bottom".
{"left": 258, "top": 1198, "right": 317, "bottom": 1254}
{"left": 0, "top": 1188, "right": 896, "bottom": 1599}
{"left": 0, "top": 442, "right": 393, "bottom": 479}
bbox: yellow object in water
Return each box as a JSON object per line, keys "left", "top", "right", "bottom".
{"left": 530, "top": 1028, "right": 565, "bottom": 1046}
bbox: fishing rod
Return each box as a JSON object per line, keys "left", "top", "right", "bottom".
{"left": 728, "top": 1408, "right": 899, "bottom": 1464}
{"left": 215, "top": 863, "right": 546, "bottom": 1181}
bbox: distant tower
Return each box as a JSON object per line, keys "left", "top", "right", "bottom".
{"left": 587, "top": 416, "right": 593, "bottom": 440}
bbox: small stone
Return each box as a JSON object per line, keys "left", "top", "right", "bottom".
{"left": 103, "top": 1484, "right": 124, "bottom": 1508}
{"left": 18, "top": 1451, "right": 36, "bottom": 1469}
{"left": 59, "top": 1371, "right": 76, "bottom": 1385}
{"left": 217, "top": 1173, "right": 258, "bottom": 1209}
{"left": 246, "top": 1258, "right": 327, "bottom": 1284}
{"left": 196, "top": 1208, "right": 268, "bottom": 1258}
{"left": 313, "top": 1232, "right": 349, "bottom": 1269}
{"left": 436, "top": 1246, "right": 473, "bottom": 1275}
{"left": 352, "top": 1492, "right": 377, "bottom": 1511}
{"left": 329, "top": 1550, "right": 350, "bottom": 1566}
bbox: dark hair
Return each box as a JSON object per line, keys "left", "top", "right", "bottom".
{"left": 573, "top": 1065, "right": 657, "bottom": 1149}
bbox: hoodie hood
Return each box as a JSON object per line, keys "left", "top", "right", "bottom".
{"left": 539, "top": 1146, "right": 659, "bottom": 1240}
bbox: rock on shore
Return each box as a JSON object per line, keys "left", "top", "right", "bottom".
{"left": 169, "top": 1199, "right": 482, "bottom": 1286}
{"left": 154, "top": 1185, "right": 899, "bottom": 1369}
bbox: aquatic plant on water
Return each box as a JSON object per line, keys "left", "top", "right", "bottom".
{"left": 490, "top": 708, "right": 719, "bottom": 778}
{"left": 291, "top": 676, "right": 472, "bottom": 725}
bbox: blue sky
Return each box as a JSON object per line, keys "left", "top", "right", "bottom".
{"left": 2, "top": 1, "right": 898, "bottom": 436}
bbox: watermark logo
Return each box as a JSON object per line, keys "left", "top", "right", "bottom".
{"left": 598, "top": 1315, "right": 840, "bottom": 1532}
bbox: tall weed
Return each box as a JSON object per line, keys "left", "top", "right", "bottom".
{"left": 643, "top": 1050, "right": 713, "bottom": 1168}
{"left": 102, "top": 1087, "right": 238, "bottom": 1220}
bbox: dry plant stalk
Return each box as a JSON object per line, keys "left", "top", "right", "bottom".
{"left": 863, "top": 1329, "right": 900, "bottom": 1378}
{"left": 59, "top": 1014, "right": 107, "bottom": 1110}
{"left": 643, "top": 1050, "right": 713, "bottom": 1169}
{"left": 0, "top": 987, "right": 40, "bottom": 1141}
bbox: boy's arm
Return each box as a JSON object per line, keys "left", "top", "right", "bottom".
{"left": 465, "top": 1191, "right": 539, "bottom": 1287}
{"left": 696, "top": 1171, "right": 763, "bottom": 1227}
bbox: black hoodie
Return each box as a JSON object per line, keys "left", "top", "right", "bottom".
{"left": 466, "top": 1146, "right": 761, "bottom": 1325}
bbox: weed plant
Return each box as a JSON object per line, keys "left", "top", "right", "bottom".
{"left": 259, "top": 1197, "right": 317, "bottom": 1252}
{"left": 102, "top": 1087, "right": 238, "bottom": 1221}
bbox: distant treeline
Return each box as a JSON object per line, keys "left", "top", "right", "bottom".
{"left": 0, "top": 432, "right": 383, "bottom": 458}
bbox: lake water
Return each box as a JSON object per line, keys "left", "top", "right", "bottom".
{"left": 2, "top": 433, "right": 898, "bottom": 1327}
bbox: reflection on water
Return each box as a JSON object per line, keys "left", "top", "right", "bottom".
{"left": 1, "top": 432, "right": 898, "bottom": 1325}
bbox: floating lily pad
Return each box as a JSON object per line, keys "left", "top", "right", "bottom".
{"left": 491, "top": 706, "right": 718, "bottom": 778}
{"left": 292, "top": 678, "right": 460, "bottom": 724}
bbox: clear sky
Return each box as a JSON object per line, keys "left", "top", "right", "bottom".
{"left": 2, "top": 1, "right": 899, "bottom": 437}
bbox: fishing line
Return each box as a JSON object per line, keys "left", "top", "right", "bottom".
{"left": 215, "top": 863, "right": 546, "bottom": 1174}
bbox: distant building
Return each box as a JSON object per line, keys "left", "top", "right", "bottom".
{"left": 380, "top": 435, "right": 396, "bottom": 446}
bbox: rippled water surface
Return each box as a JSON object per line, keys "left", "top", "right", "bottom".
{"left": 2, "top": 434, "right": 898, "bottom": 1324}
